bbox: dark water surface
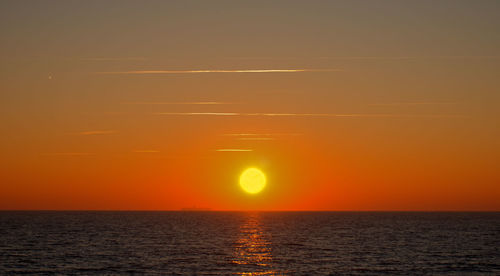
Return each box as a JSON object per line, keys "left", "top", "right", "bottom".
{"left": 0, "top": 212, "right": 498, "bottom": 275}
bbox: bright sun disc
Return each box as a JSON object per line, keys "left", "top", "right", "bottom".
{"left": 239, "top": 168, "right": 266, "bottom": 194}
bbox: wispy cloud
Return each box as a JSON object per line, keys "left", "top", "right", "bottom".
{"left": 223, "top": 133, "right": 302, "bottom": 136}
{"left": 216, "top": 149, "right": 253, "bottom": 152}
{"left": 156, "top": 112, "right": 465, "bottom": 118}
{"left": 318, "top": 56, "right": 500, "bottom": 60}
{"left": 223, "top": 133, "right": 302, "bottom": 142}
{"left": 122, "top": 101, "right": 233, "bottom": 105}
{"left": 368, "top": 102, "right": 457, "bottom": 106}
{"left": 237, "top": 137, "right": 275, "bottom": 141}
{"left": 160, "top": 112, "right": 241, "bottom": 116}
{"left": 81, "top": 57, "right": 147, "bottom": 61}
{"left": 97, "top": 69, "right": 339, "bottom": 74}
{"left": 42, "top": 152, "right": 95, "bottom": 156}
{"left": 227, "top": 56, "right": 500, "bottom": 60}
{"left": 73, "top": 130, "right": 116, "bottom": 136}
{"left": 133, "top": 150, "right": 160, "bottom": 153}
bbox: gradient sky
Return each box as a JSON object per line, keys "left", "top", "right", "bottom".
{"left": 1, "top": 0, "right": 499, "bottom": 210}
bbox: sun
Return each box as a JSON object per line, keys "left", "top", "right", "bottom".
{"left": 239, "top": 168, "right": 267, "bottom": 194}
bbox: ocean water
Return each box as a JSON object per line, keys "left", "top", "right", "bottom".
{"left": 0, "top": 212, "right": 498, "bottom": 275}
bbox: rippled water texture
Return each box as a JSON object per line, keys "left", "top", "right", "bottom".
{"left": 1, "top": 212, "right": 499, "bottom": 275}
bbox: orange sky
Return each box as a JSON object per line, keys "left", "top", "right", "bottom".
{"left": 1, "top": 0, "right": 499, "bottom": 210}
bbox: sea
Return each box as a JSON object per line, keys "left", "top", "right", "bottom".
{"left": 0, "top": 211, "right": 498, "bottom": 275}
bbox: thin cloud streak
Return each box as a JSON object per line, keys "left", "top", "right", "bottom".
{"left": 156, "top": 112, "right": 465, "bottom": 118}
{"left": 318, "top": 56, "right": 500, "bottom": 60}
{"left": 133, "top": 150, "right": 160, "bottom": 153}
{"left": 73, "top": 130, "right": 116, "bottom": 135}
{"left": 97, "top": 69, "right": 340, "bottom": 74}
{"left": 216, "top": 149, "right": 253, "bottom": 152}
{"left": 228, "top": 56, "right": 500, "bottom": 60}
{"left": 223, "top": 133, "right": 302, "bottom": 136}
{"left": 159, "top": 112, "right": 240, "bottom": 116}
{"left": 368, "top": 102, "right": 457, "bottom": 106}
{"left": 122, "top": 101, "right": 233, "bottom": 105}
{"left": 81, "top": 57, "right": 147, "bottom": 61}
{"left": 42, "top": 153, "right": 95, "bottom": 156}
{"left": 237, "top": 137, "right": 275, "bottom": 141}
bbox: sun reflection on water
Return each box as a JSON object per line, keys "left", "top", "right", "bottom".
{"left": 233, "top": 213, "right": 281, "bottom": 275}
